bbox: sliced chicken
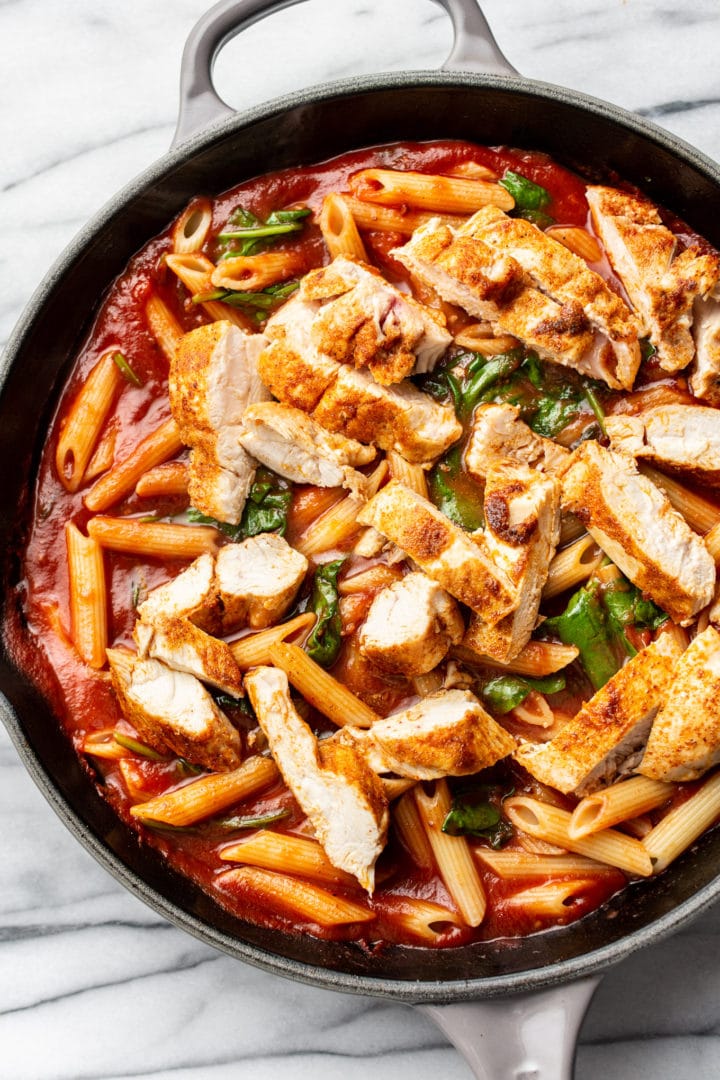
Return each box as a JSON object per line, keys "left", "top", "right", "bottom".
{"left": 358, "top": 571, "right": 464, "bottom": 676}
{"left": 137, "top": 553, "right": 221, "bottom": 634}
{"left": 562, "top": 440, "right": 715, "bottom": 624}
{"left": 260, "top": 293, "right": 342, "bottom": 411}
{"left": 586, "top": 185, "right": 720, "bottom": 372}
{"left": 639, "top": 627, "right": 720, "bottom": 782}
{"left": 690, "top": 293, "right": 720, "bottom": 405}
{"left": 357, "top": 479, "right": 517, "bottom": 623}
{"left": 514, "top": 634, "right": 683, "bottom": 795}
{"left": 170, "top": 321, "right": 270, "bottom": 523}
{"left": 237, "top": 401, "right": 375, "bottom": 497}
{"left": 134, "top": 615, "right": 243, "bottom": 697}
{"left": 606, "top": 404, "right": 720, "bottom": 487}
{"left": 464, "top": 464, "right": 561, "bottom": 662}
{"left": 107, "top": 648, "right": 241, "bottom": 771}
{"left": 244, "top": 666, "right": 388, "bottom": 891}
{"left": 214, "top": 533, "right": 308, "bottom": 630}
{"left": 337, "top": 689, "right": 516, "bottom": 780}
{"left": 465, "top": 403, "right": 570, "bottom": 481}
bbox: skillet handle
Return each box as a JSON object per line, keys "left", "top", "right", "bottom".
{"left": 417, "top": 976, "right": 601, "bottom": 1080}
{"left": 173, "top": 0, "right": 518, "bottom": 147}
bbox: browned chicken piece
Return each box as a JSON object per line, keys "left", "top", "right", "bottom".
{"left": 134, "top": 615, "right": 244, "bottom": 697}
{"left": 690, "top": 294, "right": 720, "bottom": 405}
{"left": 462, "top": 206, "right": 641, "bottom": 388}
{"left": 639, "top": 627, "right": 720, "bottom": 782}
{"left": 170, "top": 321, "right": 270, "bottom": 523}
{"left": 215, "top": 533, "right": 308, "bottom": 630}
{"left": 259, "top": 293, "right": 342, "bottom": 411}
{"left": 606, "top": 404, "right": 720, "bottom": 488}
{"left": 586, "top": 186, "right": 720, "bottom": 373}
{"left": 237, "top": 401, "right": 375, "bottom": 496}
{"left": 301, "top": 256, "right": 451, "bottom": 384}
{"left": 515, "top": 634, "right": 683, "bottom": 795}
{"left": 336, "top": 689, "right": 516, "bottom": 781}
{"left": 464, "top": 464, "right": 561, "bottom": 662}
{"left": 464, "top": 403, "right": 570, "bottom": 481}
{"left": 137, "top": 553, "right": 222, "bottom": 634}
{"left": 562, "top": 440, "right": 716, "bottom": 624}
{"left": 107, "top": 648, "right": 241, "bottom": 771}
{"left": 245, "top": 666, "right": 388, "bottom": 891}
{"left": 358, "top": 572, "right": 464, "bottom": 676}
{"left": 357, "top": 480, "right": 517, "bottom": 623}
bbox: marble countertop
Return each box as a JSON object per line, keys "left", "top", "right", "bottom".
{"left": 3, "top": 1, "right": 720, "bottom": 1077}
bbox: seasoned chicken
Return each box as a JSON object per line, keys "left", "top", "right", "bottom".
{"left": 337, "top": 689, "right": 516, "bottom": 780}
{"left": 237, "top": 401, "right": 375, "bottom": 496}
{"left": 562, "top": 440, "right": 715, "bottom": 624}
{"left": 690, "top": 293, "right": 720, "bottom": 405}
{"left": 515, "top": 634, "right": 682, "bottom": 795}
{"left": 245, "top": 666, "right": 388, "bottom": 891}
{"left": 107, "top": 648, "right": 241, "bottom": 771}
{"left": 606, "top": 404, "right": 720, "bottom": 487}
{"left": 260, "top": 293, "right": 342, "bottom": 411}
{"left": 215, "top": 533, "right": 307, "bottom": 630}
{"left": 639, "top": 627, "right": 720, "bottom": 782}
{"left": 134, "top": 615, "right": 244, "bottom": 697}
{"left": 357, "top": 480, "right": 518, "bottom": 622}
{"left": 358, "top": 572, "right": 464, "bottom": 676}
{"left": 586, "top": 186, "right": 720, "bottom": 372}
{"left": 170, "top": 321, "right": 270, "bottom": 523}
{"left": 137, "top": 553, "right": 221, "bottom": 634}
{"left": 464, "top": 464, "right": 561, "bottom": 661}
{"left": 465, "top": 403, "right": 570, "bottom": 481}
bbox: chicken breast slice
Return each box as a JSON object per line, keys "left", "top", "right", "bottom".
{"left": 134, "top": 615, "right": 244, "bottom": 697}
{"left": 606, "top": 404, "right": 720, "bottom": 488}
{"left": 690, "top": 293, "right": 720, "bottom": 405}
{"left": 358, "top": 571, "right": 464, "bottom": 676}
{"left": 515, "top": 634, "right": 683, "bottom": 795}
{"left": 639, "top": 627, "right": 720, "bottom": 782}
{"left": 244, "top": 666, "right": 388, "bottom": 891}
{"left": 237, "top": 401, "right": 375, "bottom": 497}
{"left": 137, "top": 553, "right": 222, "bottom": 634}
{"left": 463, "top": 464, "right": 561, "bottom": 662}
{"left": 562, "top": 440, "right": 715, "bottom": 625}
{"left": 586, "top": 186, "right": 720, "bottom": 372}
{"left": 465, "top": 403, "right": 570, "bottom": 481}
{"left": 107, "top": 648, "right": 241, "bottom": 771}
{"left": 337, "top": 689, "right": 516, "bottom": 781}
{"left": 357, "top": 480, "right": 517, "bottom": 623}
{"left": 260, "top": 293, "right": 341, "bottom": 411}
{"left": 214, "top": 533, "right": 308, "bottom": 630}
{"left": 187, "top": 444, "right": 255, "bottom": 527}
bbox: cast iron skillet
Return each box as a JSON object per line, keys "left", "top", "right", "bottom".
{"left": 3, "top": 1, "right": 720, "bottom": 1075}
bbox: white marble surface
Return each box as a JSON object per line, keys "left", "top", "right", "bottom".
{"left": 3, "top": 1, "right": 720, "bottom": 1077}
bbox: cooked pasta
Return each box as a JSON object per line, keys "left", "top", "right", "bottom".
{"left": 414, "top": 780, "right": 487, "bottom": 927}
{"left": 349, "top": 168, "right": 515, "bottom": 213}
{"left": 172, "top": 197, "right": 213, "bottom": 254}
{"left": 84, "top": 417, "right": 183, "bottom": 512}
{"left": 55, "top": 353, "right": 122, "bottom": 492}
{"left": 219, "top": 866, "right": 375, "bottom": 926}
{"left": 569, "top": 777, "right": 673, "bottom": 838}
{"left": 220, "top": 831, "right": 356, "bottom": 886}
{"left": 268, "top": 642, "right": 378, "bottom": 728}
{"left": 130, "top": 756, "right": 279, "bottom": 826}
{"left": 643, "top": 773, "right": 720, "bottom": 873}
{"left": 65, "top": 522, "right": 108, "bottom": 669}
{"left": 86, "top": 517, "right": 218, "bottom": 559}
{"left": 228, "top": 613, "right": 316, "bottom": 669}
{"left": 319, "top": 194, "right": 368, "bottom": 261}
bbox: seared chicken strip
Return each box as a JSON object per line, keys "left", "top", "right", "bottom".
{"left": 107, "top": 648, "right": 241, "bottom": 771}
{"left": 337, "top": 689, "right": 516, "bottom": 781}
{"left": 606, "top": 404, "right": 720, "bottom": 488}
{"left": 464, "top": 463, "right": 561, "bottom": 662}
{"left": 215, "top": 533, "right": 308, "bottom": 630}
{"left": 639, "top": 627, "right": 720, "bottom": 782}
{"left": 134, "top": 615, "right": 244, "bottom": 698}
{"left": 690, "top": 292, "right": 720, "bottom": 405}
{"left": 237, "top": 401, "right": 375, "bottom": 497}
{"left": 465, "top": 403, "right": 570, "bottom": 481}
{"left": 137, "top": 553, "right": 221, "bottom": 634}
{"left": 245, "top": 666, "right": 388, "bottom": 891}
{"left": 260, "top": 292, "right": 342, "bottom": 411}
{"left": 358, "top": 572, "right": 464, "bottom": 676}
{"left": 515, "top": 634, "right": 682, "bottom": 795}
{"left": 357, "top": 480, "right": 517, "bottom": 623}
{"left": 562, "top": 440, "right": 715, "bottom": 624}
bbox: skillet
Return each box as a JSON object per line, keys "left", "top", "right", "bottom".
{"left": 3, "top": 1, "right": 720, "bottom": 1075}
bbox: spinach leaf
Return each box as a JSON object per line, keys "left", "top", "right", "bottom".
{"left": 515, "top": 208, "right": 555, "bottom": 229}
{"left": 543, "top": 583, "right": 619, "bottom": 691}
{"left": 221, "top": 809, "right": 291, "bottom": 831}
{"left": 428, "top": 446, "right": 484, "bottom": 532}
{"left": 187, "top": 467, "right": 292, "bottom": 542}
{"left": 113, "top": 733, "right": 165, "bottom": 760}
{"left": 305, "top": 558, "right": 345, "bottom": 668}
{"left": 499, "top": 170, "right": 551, "bottom": 211}
{"left": 482, "top": 673, "right": 566, "bottom": 715}
{"left": 442, "top": 798, "right": 512, "bottom": 848}
{"left": 603, "top": 577, "right": 668, "bottom": 656}
{"left": 529, "top": 393, "right": 581, "bottom": 437}
{"left": 218, "top": 205, "right": 310, "bottom": 257}
{"left": 459, "top": 349, "right": 524, "bottom": 418}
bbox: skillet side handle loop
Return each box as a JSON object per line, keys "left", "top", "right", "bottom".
{"left": 434, "top": 0, "right": 519, "bottom": 76}
{"left": 418, "top": 976, "right": 601, "bottom": 1080}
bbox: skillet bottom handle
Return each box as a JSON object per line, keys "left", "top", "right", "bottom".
{"left": 417, "top": 976, "right": 601, "bottom": 1080}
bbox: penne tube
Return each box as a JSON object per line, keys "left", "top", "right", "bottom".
{"left": 621, "top": 814, "right": 653, "bottom": 839}
{"left": 268, "top": 641, "right": 379, "bottom": 729}
{"left": 339, "top": 195, "right": 465, "bottom": 235}
{"left": 444, "top": 161, "right": 498, "bottom": 181}
{"left": 643, "top": 772, "right": 720, "bottom": 873}
{"left": 516, "top": 831, "right": 568, "bottom": 856}
{"left": 542, "top": 534, "right": 602, "bottom": 600}
{"left": 385, "top": 897, "right": 464, "bottom": 943}
{"left": 84, "top": 417, "right": 184, "bottom": 512}
{"left": 546, "top": 226, "right": 603, "bottom": 263}
{"left": 453, "top": 328, "right": 520, "bottom": 355}
{"left": 382, "top": 778, "right": 416, "bottom": 801}
{"left": 172, "top": 197, "right": 213, "bottom": 254}
{"left": 289, "top": 487, "right": 344, "bottom": 536}
{"left": 559, "top": 514, "right": 586, "bottom": 546}
{"left": 639, "top": 464, "right": 720, "bottom": 535}
{"left": 386, "top": 450, "right": 429, "bottom": 498}
{"left": 511, "top": 691, "right": 555, "bottom": 728}
{"left": 504, "top": 796, "right": 653, "bottom": 877}
{"left": 704, "top": 522, "right": 720, "bottom": 563}
{"left": 393, "top": 789, "right": 435, "bottom": 871}
{"left": 65, "top": 522, "right": 108, "bottom": 669}
{"left": 338, "top": 564, "right": 402, "bottom": 596}
{"left": 219, "top": 866, "right": 375, "bottom": 925}
{"left": 228, "top": 613, "right": 317, "bottom": 669}
{"left": 454, "top": 639, "right": 579, "bottom": 677}
{"left": 86, "top": 516, "right": 218, "bottom": 560}
{"left": 658, "top": 622, "right": 690, "bottom": 652}
{"left": 211, "top": 250, "right": 304, "bottom": 292}
{"left": 145, "top": 294, "right": 184, "bottom": 362}
{"left": 569, "top": 777, "right": 673, "bottom": 838}
{"left": 220, "top": 831, "right": 356, "bottom": 887}
{"left": 505, "top": 879, "right": 597, "bottom": 918}
{"left": 135, "top": 460, "right": 189, "bottom": 498}
{"left": 81, "top": 727, "right": 131, "bottom": 760}
{"left": 413, "top": 780, "right": 487, "bottom": 926}
{"left": 165, "top": 252, "right": 256, "bottom": 332}
{"left": 130, "top": 755, "right": 279, "bottom": 826}
{"left": 319, "top": 194, "right": 368, "bottom": 261}
{"left": 83, "top": 421, "right": 117, "bottom": 482}
{"left": 294, "top": 460, "right": 388, "bottom": 557}
{"left": 349, "top": 168, "right": 515, "bottom": 214}
{"left": 475, "top": 849, "right": 613, "bottom": 878}
{"left": 55, "top": 353, "right": 123, "bottom": 492}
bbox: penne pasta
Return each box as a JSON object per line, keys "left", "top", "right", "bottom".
{"left": 337, "top": 564, "right": 402, "bottom": 596}
{"left": 86, "top": 516, "right": 218, "bottom": 560}
{"left": 413, "top": 780, "right": 487, "bottom": 926}
{"left": 505, "top": 879, "right": 597, "bottom": 918}
{"left": 220, "top": 831, "right": 356, "bottom": 886}
{"left": 219, "top": 866, "right": 375, "bottom": 925}
{"left": 165, "top": 252, "right": 255, "bottom": 332}
{"left": 393, "top": 789, "right": 435, "bottom": 871}
{"left": 228, "top": 613, "right": 316, "bottom": 669}
{"left": 145, "top": 294, "right": 184, "bottom": 362}
{"left": 444, "top": 161, "right": 498, "bottom": 181}
{"left": 542, "top": 534, "right": 602, "bottom": 600}
{"left": 84, "top": 416, "right": 184, "bottom": 512}
{"left": 349, "top": 168, "right": 515, "bottom": 214}
{"left": 704, "top": 521, "right": 720, "bottom": 564}
{"left": 211, "top": 250, "right": 304, "bottom": 292}
{"left": 546, "top": 226, "right": 603, "bottom": 263}
{"left": 386, "top": 450, "right": 429, "bottom": 498}
{"left": 339, "top": 194, "right": 464, "bottom": 235}
{"left": 289, "top": 487, "right": 344, "bottom": 536}
{"left": 172, "top": 197, "right": 213, "bottom": 254}
{"left": 83, "top": 421, "right": 117, "bottom": 482}
{"left": 516, "top": 831, "right": 568, "bottom": 856}
{"left": 81, "top": 727, "right": 131, "bottom": 760}
{"left": 569, "top": 776, "right": 673, "bottom": 839}
{"left": 130, "top": 755, "right": 279, "bottom": 826}
{"left": 55, "top": 353, "right": 123, "bottom": 492}
{"left": 454, "top": 639, "right": 580, "bottom": 676}
{"left": 643, "top": 772, "right": 720, "bottom": 873}
{"left": 559, "top": 514, "right": 586, "bottom": 546}
{"left": 268, "top": 641, "right": 379, "bottom": 728}
{"left": 453, "top": 328, "right": 520, "bottom": 355}
{"left": 319, "top": 194, "right": 368, "bottom": 261}
{"left": 382, "top": 778, "right": 416, "bottom": 801}
{"left": 294, "top": 460, "right": 388, "bottom": 557}
{"left": 65, "top": 522, "right": 108, "bottom": 669}
{"left": 639, "top": 464, "right": 720, "bottom": 535}
{"left": 475, "top": 849, "right": 612, "bottom": 878}
{"left": 510, "top": 691, "right": 555, "bottom": 728}
{"left": 135, "top": 460, "right": 189, "bottom": 498}
{"left": 384, "top": 897, "right": 464, "bottom": 943}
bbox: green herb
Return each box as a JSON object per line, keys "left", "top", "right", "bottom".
{"left": 442, "top": 799, "right": 512, "bottom": 848}
{"left": 543, "top": 583, "right": 619, "bottom": 690}
{"left": 421, "top": 356, "right": 463, "bottom": 408}
{"left": 187, "top": 467, "right": 292, "bottom": 541}
{"left": 113, "top": 733, "right": 165, "bottom": 760}
{"left": 583, "top": 384, "right": 607, "bottom": 436}
{"left": 221, "top": 808, "right": 291, "bottom": 831}
{"left": 482, "top": 673, "right": 566, "bottom": 714}
{"left": 640, "top": 337, "right": 657, "bottom": 362}
{"left": 305, "top": 558, "right": 345, "bottom": 668}
{"left": 459, "top": 349, "right": 524, "bottom": 418}
{"left": 218, "top": 205, "right": 310, "bottom": 257}
{"left": 515, "top": 208, "right": 556, "bottom": 229}
{"left": 176, "top": 758, "right": 204, "bottom": 776}
{"left": 131, "top": 582, "right": 141, "bottom": 609}
{"left": 112, "top": 351, "right": 144, "bottom": 388}
{"left": 499, "top": 170, "right": 551, "bottom": 211}
{"left": 603, "top": 577, "right": 668, "bottom": 657}
{"left": 192, "top": 280, "right": 300, "bottom": 312}
{"left": 214, "top": 692, "right": 254, "bottom": 717}
{"left": 428, "top": 446, "right": 484, "bottom": 532}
